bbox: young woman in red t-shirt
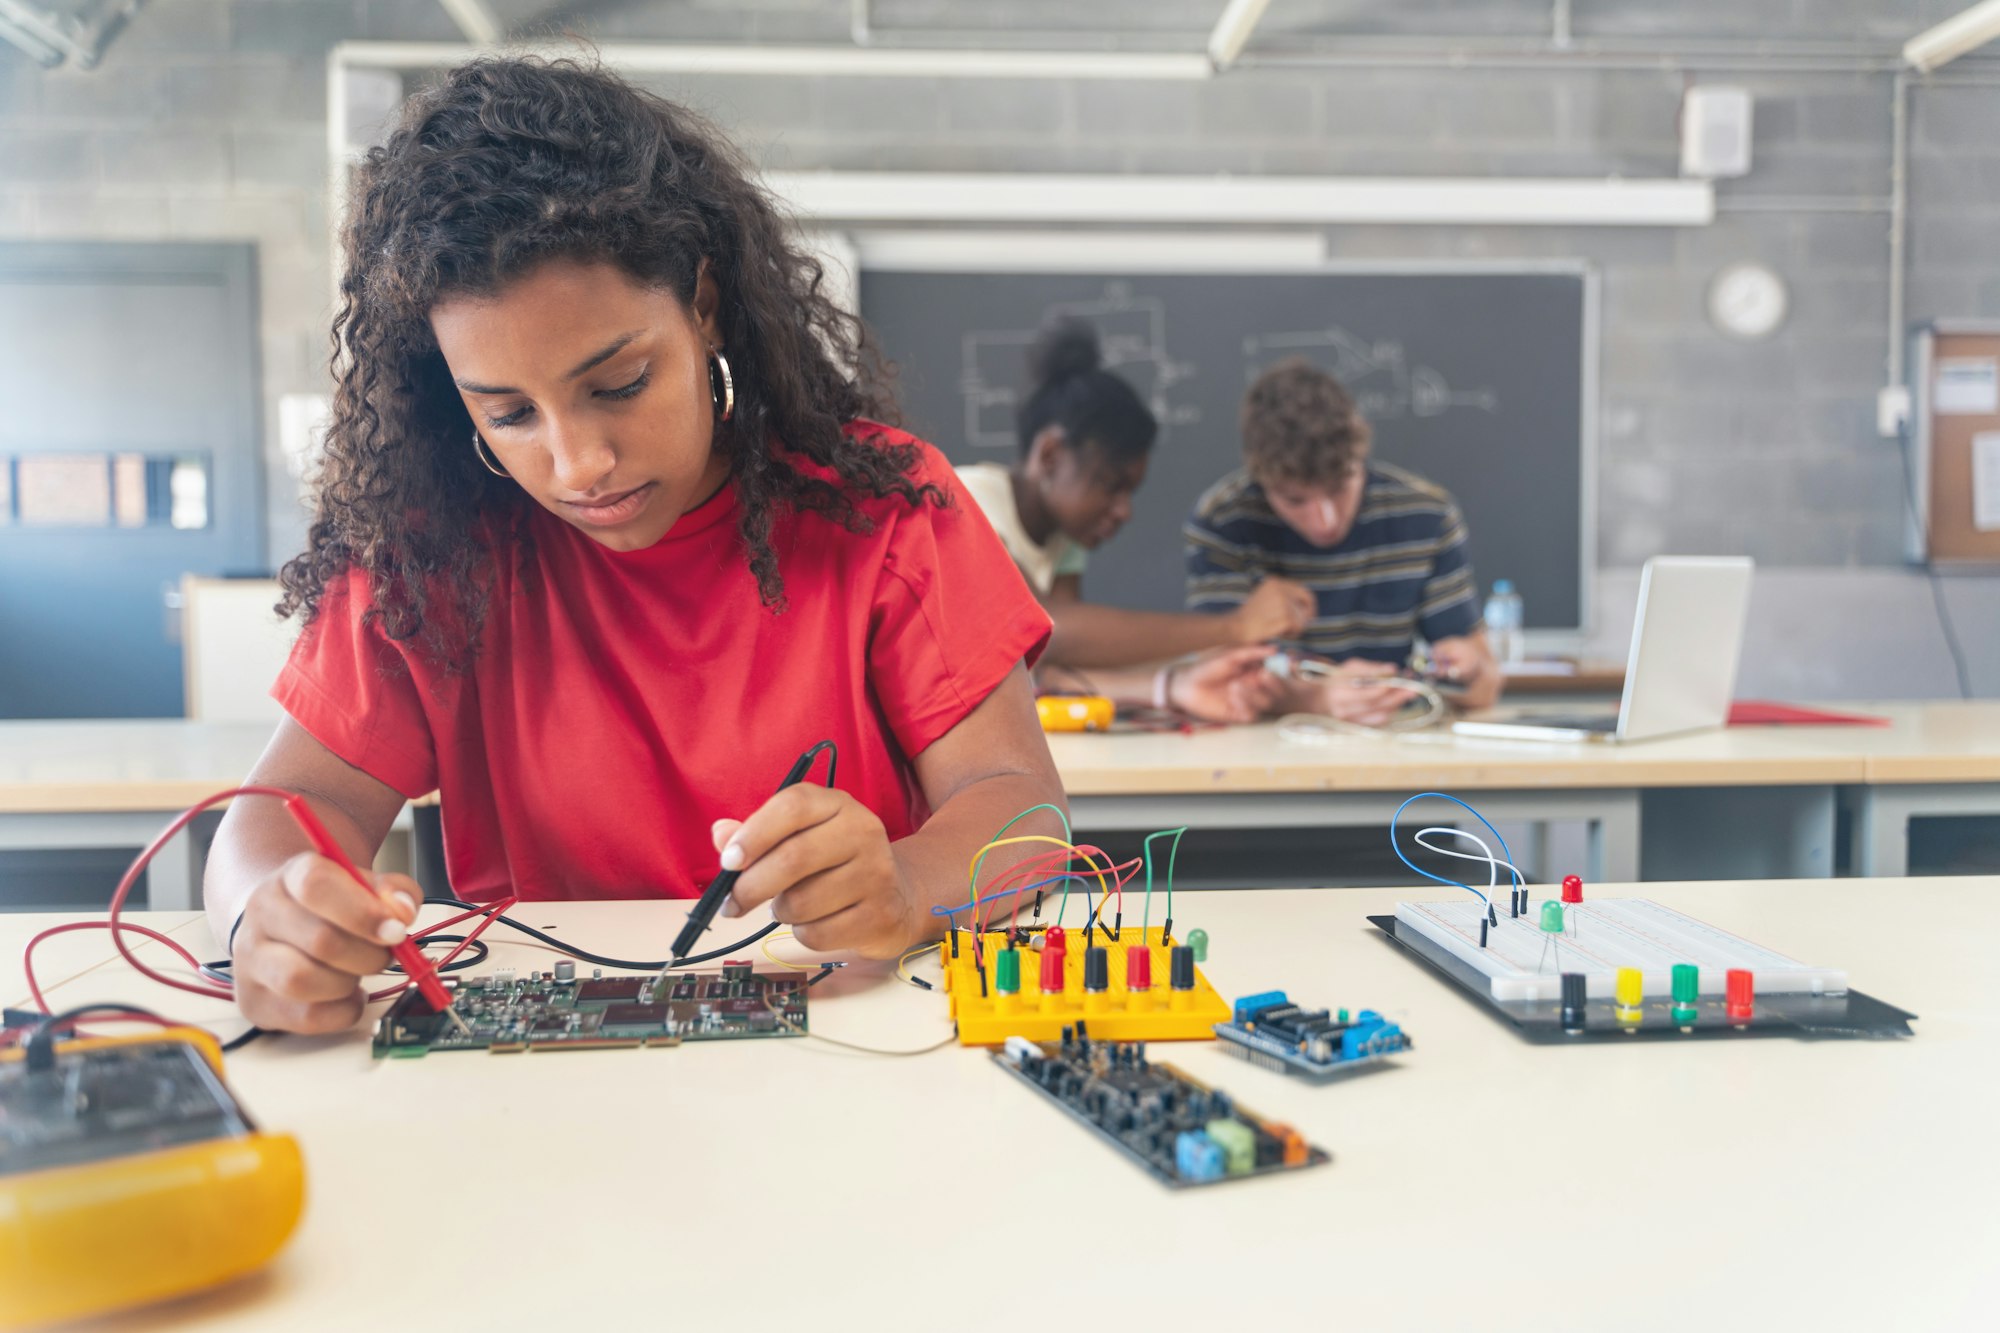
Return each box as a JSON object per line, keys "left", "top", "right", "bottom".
{"left": 204, "top": 58, "right": 1064, "bottom": 1036}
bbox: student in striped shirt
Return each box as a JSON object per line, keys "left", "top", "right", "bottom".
{"left": 1184, "top": 359, "right": 1502, "bottom": 726}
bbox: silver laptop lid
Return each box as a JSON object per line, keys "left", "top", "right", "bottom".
{"left": 1615, "top": 556, "right": 1755, "bottom": 742}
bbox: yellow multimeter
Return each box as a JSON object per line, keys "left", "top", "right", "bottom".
{"left": 1036, "top": 695, "right": 1116, "bottom": 733}
{"left": 1, "top": 1027, "right": 305, "bottom": 1331}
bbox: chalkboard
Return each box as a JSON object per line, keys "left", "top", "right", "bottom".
{"left": 860, "top": 265, "right": 1591, "bottom": 633}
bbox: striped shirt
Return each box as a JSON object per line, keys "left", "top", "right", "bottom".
{"left": 1184, "top": 464, "right": 1481, "bottom": 664}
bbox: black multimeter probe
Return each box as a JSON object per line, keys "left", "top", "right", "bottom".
{"left": 664, "top": 741, "right": 837, "bottom": 968}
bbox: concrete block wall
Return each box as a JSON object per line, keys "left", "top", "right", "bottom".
{"left": 2, "top": 1, "right": 1996, "bottom": 694}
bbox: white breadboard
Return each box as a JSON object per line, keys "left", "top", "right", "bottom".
{"left": 1393, "top": 898, "right": 1848, "bottom": 1003}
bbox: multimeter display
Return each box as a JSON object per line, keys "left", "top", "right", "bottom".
{"left": 1, "top": 1039, "right": 255, "bottom": 1177}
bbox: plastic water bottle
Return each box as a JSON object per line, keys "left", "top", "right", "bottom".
{"left": 1484, "top": 579, "right": 1525, "bottom": 665}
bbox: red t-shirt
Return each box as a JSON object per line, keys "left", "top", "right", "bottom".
{"left": 272, "top": 427, "right": 1051, "bottom": 901}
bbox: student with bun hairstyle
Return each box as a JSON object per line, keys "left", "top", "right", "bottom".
{"left": 203, "top": 57, "right": 1065, "bottom": 1036}
{"left": 957, "top": 318, "right": 1313, "bottom": 723}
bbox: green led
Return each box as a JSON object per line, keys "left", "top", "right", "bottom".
{"left": 995, "top": 948, "right": 1020, "bottom": 995}
{"left": 1539, "top": 900, "right": 1565, "bottom": 933}
{"left": 1187, "top": 928, "right": 1209, "bottom": 962}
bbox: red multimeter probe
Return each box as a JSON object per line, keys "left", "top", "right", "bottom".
{"left": 281, "top": 796, "right": 470, "bottom": 1033}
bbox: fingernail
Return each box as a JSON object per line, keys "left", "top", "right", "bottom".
{"left": 393, "top": 892, "right": 418, "bottom": 919}
{"left": 377, "top": 918, "right": 410, "bottom": 945}
{"left": 720, "top": 842, "right": 745, "bottom": 871}
{"left": 719, "top": 892, "right": 742, "bottom": 918}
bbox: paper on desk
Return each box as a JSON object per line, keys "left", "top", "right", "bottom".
{"left": 1975, "top": 432, "right": 2000, "bottom": 532}
{"left": 1936, "top": 357, "right": 1999, "bottom": 415}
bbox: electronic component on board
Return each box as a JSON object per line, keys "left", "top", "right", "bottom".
{"left": 943, "top": 925, "right": 1228, "bottom": 1045}
{"left": 1726, "top": 968, "right": 1756, "bottom": 1024}
{"left": 372, "top": 966, "right": 807, "bottom": 1057}
{"left": 1378, "top": 896, "right": 1917, "bottom": 1040}
{"left": 1214, "top": 991, "right": 1412, "bottom": 1080}
{"left": 993, "top": 1026, "right": 1330, "bottom": 1189}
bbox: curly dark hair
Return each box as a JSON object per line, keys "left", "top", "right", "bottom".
{"left": 279, "top": 55, "right": 943, "bottom": 663}
{"left": 1239, "top": 357, "right": 1372, "bottom": 490}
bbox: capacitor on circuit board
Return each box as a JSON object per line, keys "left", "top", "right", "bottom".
{"left": 1614, "top": 967, "right": 1644, "bottom": 1027}
{"left": 1039, "top": 925, "right": 1067, "bottom": 999}
{"left": 995, "top": 947, "right": 1021, "bottom": 995}
{"left": 1671, "top": 963, "right": 1700, "bottom": 1028}
{"left": 1725, "top": 968, "right": 1755, "bottom": 1025}
{"left": 1560, "top": 972, "right": 1587, "bottom": 1032}
{"left": 1169, "top": 944, "right": 1197, "bottom": 1011}
{"left": 1126, "top": 943, "right": 1152, "bottom": 992}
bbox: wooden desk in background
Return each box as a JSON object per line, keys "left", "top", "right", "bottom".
{"left": 5, "top": 705, "right": 1998, "bottom": 907}
{"left": 1, "top": 881, "right": 1989, "bottom": 1331}
{"left": 0, "top": 720, "right": 416, "bottom": 911}
{"left": 0, "top": 721, "right": 271, "bottom": 912}
{"left": 1053, "top": 716, "right": 1869, "bottom": 883}
{"left": 1833, "top": 701, "right": 2000, "bottom": 875}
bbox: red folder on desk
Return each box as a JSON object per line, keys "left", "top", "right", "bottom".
{"left": 1728, "top": 701, "right": 1889, "bottom": 727}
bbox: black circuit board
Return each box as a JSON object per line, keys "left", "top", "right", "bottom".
{"left": 372, "top": 961, "right": 808, "bottom": 1057}
{"left": 2, "top": 1040, "right": 253, "bottom": 1176}
{"left": 994, "top": 1029, "right": 1331, "bottom": 1189}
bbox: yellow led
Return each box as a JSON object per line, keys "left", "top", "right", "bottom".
{"left": 1615, "top": 967, "right": 1644, "bottom": 1008}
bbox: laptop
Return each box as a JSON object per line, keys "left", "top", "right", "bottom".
{"left": 1451, "top": 556, "right": 1754, "bottom": 745}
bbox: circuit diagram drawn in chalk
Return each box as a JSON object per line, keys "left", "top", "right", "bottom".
{"left": 960, "top": 285, "right": 1200, "bottom": 450}
{"left": 1243, "top": 327, "right": 1499, "bottom": 420}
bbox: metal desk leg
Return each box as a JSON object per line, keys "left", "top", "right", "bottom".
{"left": 1587, "top": 793, "right": 1641, "bottom": 884}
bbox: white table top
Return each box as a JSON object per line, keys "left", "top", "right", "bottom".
{"left": 7, "top": 879, "right": 1994, "bottom": 1331}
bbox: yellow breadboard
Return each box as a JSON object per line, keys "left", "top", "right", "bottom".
{"left": 942, "top": 926, "right": 1229, "bottom": 1045}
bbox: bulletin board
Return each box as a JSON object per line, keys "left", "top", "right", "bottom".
{"left": 1910, "top": 322, "right": 2000, "bottom": 569}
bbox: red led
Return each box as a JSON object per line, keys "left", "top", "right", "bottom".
{"left": 1040, "top": 927, "right": 1067, "bottom": 992}
{"left": 1126, "top": 944, "right": 1152, "bottom": 991}
{"left": 1561, "top": 875, "right": 1583, "bottom": 904}
{"left": 1726, "top": 968, "right": 1754, "bottom": 1021}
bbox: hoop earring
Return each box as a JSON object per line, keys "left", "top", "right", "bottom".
{"left": 471, "top": 429, "right": 508, "bottom": 478}
{"left": 708, "top": 347, "right": 735, "bottom": 422}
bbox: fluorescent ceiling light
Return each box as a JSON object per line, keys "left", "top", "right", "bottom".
{"left": 764, "top": 172, "right": 1717, "bottom": 228}
{"left": 436, "top": 0, "right": 502, "bottom": 45}
{"left": 1904, "top": 0, "right": 2000, "bottom": 70}
{"left": 1207, "top": 0, "right": 1274, "bottom": 71}
{"left": 854, "top": 229, "right": 1329, "bottom": 272}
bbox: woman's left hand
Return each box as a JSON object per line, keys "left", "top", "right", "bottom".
{"left": 714, "top": 785, "right": 916, "bottom": 958}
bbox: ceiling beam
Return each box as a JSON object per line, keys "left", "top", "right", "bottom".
{"left": 335, "top": 39, "right": 1211, "bottom": 80}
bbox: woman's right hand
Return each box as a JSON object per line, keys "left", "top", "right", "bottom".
{"left": 1230, "top": 576, "right": 1315, "bottom": 645}
{"left": 228, "top": 852, "right": 421, "bottom": 1034}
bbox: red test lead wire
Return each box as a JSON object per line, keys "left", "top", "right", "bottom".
{"left": 281, "top": 796, "right": 469, "bottom": 1031}
{"left": 17, "top": 785, "right": 509, "bottom": 1049}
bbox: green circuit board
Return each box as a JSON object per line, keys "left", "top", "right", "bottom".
{"left": 372, "top": 960, "right": 808, "bottom": 1057}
